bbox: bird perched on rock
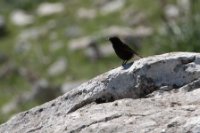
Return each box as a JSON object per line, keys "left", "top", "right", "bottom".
{"left": 109, "top": 36, "right": 142, "bottom": 65}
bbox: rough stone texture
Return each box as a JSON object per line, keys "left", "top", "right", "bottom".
{"left": 1, "top": 52, "right": 200, "bottom": 133}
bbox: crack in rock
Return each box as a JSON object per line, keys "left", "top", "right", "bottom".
{"left": 26, "top": 126, "right": 43, "bottom": 133}
{"left": 179, "top": 78, "right": 200, "bottom": 92}
{"left": 68, "top": 114, "right": 122, "bottom": 133}
{"left": 67, "top": 98, "right": 93, "bottom": 114}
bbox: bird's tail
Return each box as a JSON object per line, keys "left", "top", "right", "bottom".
{"left": 134, "top": 51, "right": 143, "bottom": 58}
{"left": 136, "top": 54, "right": 143, "bottom": 58}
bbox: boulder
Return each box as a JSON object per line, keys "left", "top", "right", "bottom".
{"left": 65, "top": 26, "right": 83, "bottom": 38}
{"left": 101, "top": 26, "right": 153, "bottom": 38}
{"left": 48, "top": 58, "right": 68, "bottom": 77}
{"left": 1, "top": 52, "right": 200, "bottom": 133}
{"left": 165, "top": 5, "right": 180, "bottom": 20}
{"left": 68, "top": 36, "right": 97, "bottom": 51}
{"left": 100, "top": 0, "right": 126, "bottom": 15}
{"left": 77, "top": 8, "right": 97, "bottom": 20}
{"left": 99, "top": 43, "right": 114, "bottom": 57}
{"left": 83, "top": 43, "right": 103, "bottom": 61}
{"left": 10, "top": 10, "right": 34, "bottom": 26}
{"left": 37, "top": 2, "right": 64, "bottom": 16}
{"left": 121, "top": 10, "right": 148, "bottom": 26}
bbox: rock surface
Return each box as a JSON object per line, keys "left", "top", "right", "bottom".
{"left": 77, "top": 8, "right": 97, "bottom": 20}
{"left": 37, "top": 2, "right": 64, "bottom": 16}
{"left": 100, "top": 0, "right": 125, "bottom": 15}
{"left": 10, "top": 10, "right": 34, "bottom": 26}
{"left": 1, "top": 52, "right": 200, "bottom": 133}
{"left": 48, "top": 57, "right": 67, "bottom": 77}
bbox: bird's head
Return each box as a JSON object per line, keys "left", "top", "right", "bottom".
{"left": 108, "top": 36, "right": 120, "bottom": 42}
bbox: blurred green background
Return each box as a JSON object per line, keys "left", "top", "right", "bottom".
{"left": 0, "top": 0, "right": 199, "bottom": 124}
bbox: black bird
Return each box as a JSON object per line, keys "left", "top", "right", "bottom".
{"left": 109, "top": 36, "right": 142, "bottom": 65}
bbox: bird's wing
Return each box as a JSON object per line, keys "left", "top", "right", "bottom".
{"left": 122, "top": 43, "right": 143, "bottom": 58}
{"left": 121, "top": 43, "right": 134, "bottom": 53}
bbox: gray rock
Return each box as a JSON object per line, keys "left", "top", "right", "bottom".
{"left": 93, "top": 0, "right": 113, "bottom": 8}
{"left": 102, "top": 26, "right": 153, "bottom": 49}
{"left": 69, "top": 36, "right": 112, "bottom": 61}
{"left": 69, "top": 36, "right": 105, "bottom": 61}
{"left": 49, "top": 41, "right": 64, "bottom": 52}
{"left": 18, "top": 27, "right": 47, "bottom": 41}
{"left": 48, "top": 58, "right": 67, "bottom": 77}
{"left": 179, "top": 78, "right": 200, "bottom": 92}
{"left": 68, "top": 26, "right": 152, "bottom": 54}
{"left": 121, "top": 10, "right": 147, "bottom": 26}
{"left": 100, "top": 0, "right": 126, "bottom": 15}
{"left": 99, "top": 43, "right": 114, "bottom": 57}
{"left": 10, "top": 10, "right": 34, "bottom": 26}
{"left": 165, "top": 5, "right": 180, "bottom": 20}
{"left": 61, "top": 81, "right": 85, "bottom": 94}
{"left": 17, "top": 20, "right": 56, "bottom": 42}
{"left": 177, "top": 0, "right": 190, "bottom": 17}
{"left": 37, "top": 2, "right": 64, "bottom": 16}
{"left": 1, "top": 52, "right": 200, "bottom": 133}
{"left": 65, "top": 26, "right": 83, "bottom": 38}
{"left": 101, "top": 26, "right": 153, "bottom": 38}
{"left": 83, "top": 42, "right": 103, "bottom": 61}
{"left": 77, "top": 8, "right": 97, "bottom": 20}
{"left": 68, "top": 36, "right": 97, "bottom": 51}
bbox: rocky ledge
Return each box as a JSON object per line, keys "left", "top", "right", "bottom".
{"left": 1, "top": 52, "right": 200, "bottom": 133}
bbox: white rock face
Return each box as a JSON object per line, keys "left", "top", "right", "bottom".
{"left": 68, "top": 36, "right": 96, "bottom": 51}
{"left": 37, "top": 2, "right": 64, "bottom": 16}
{"left": 165, "top": 5, "right": 180, "bottom": 19}
{"left": 100, "top": 0, "right": 125, "bottom": 15}
{"left": 10, "top": 10, "right": 34, "bottom": 26}
{"left": 1, "top": 52, "right": 200, "bottom": 133}
{"left": 77, "top": 8, "right": 97, "bottom": 19}
{"left": 101, "top": 26, "right": 153, "bottom": 38}
{"left": 48, "top": 58, "right": 67, "bottom": 76}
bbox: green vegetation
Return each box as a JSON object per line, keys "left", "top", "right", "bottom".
{"left": 0, "top": 0, "right": 200, "bottom": 123}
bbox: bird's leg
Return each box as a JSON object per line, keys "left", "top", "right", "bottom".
{"left": 122, "top": 60, "right": 127, "bottom": 65}
{"left": 124, "top": 60, "right": 128, "bottom": 64}
{"left": 122, "top": 60, "right": 125, "bottom": 65}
